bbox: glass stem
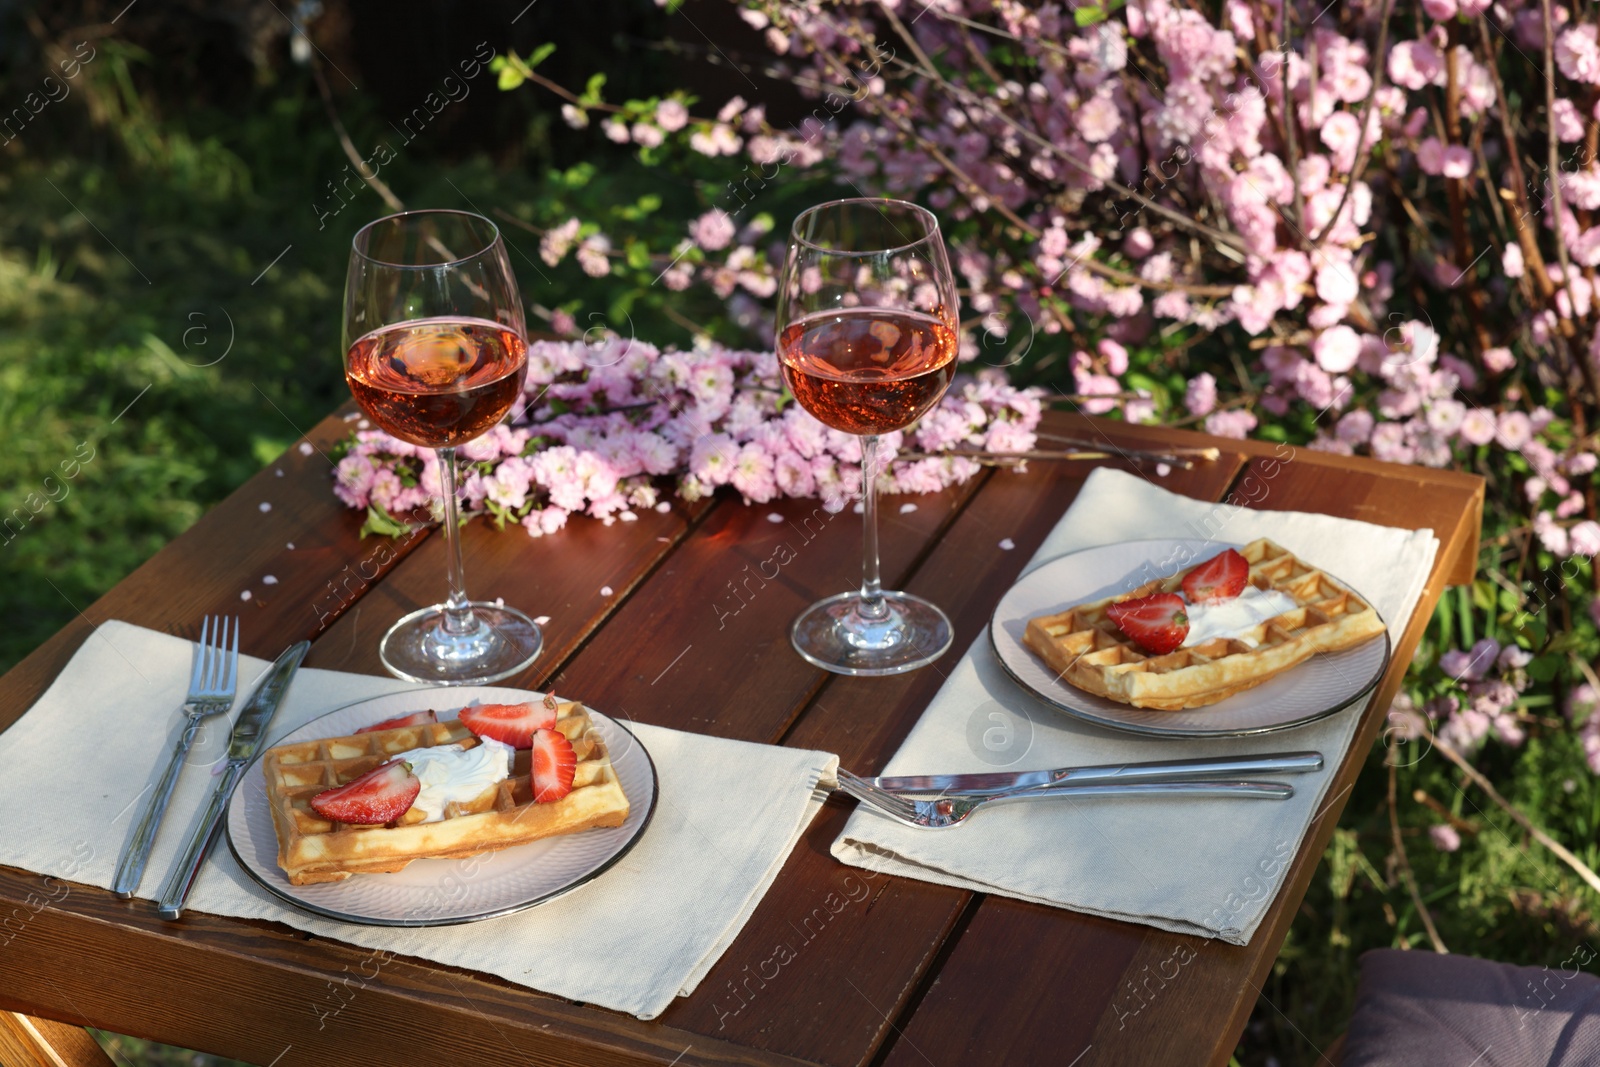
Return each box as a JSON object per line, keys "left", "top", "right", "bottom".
{"left": 857, "top": 434, "right": 888, "bottom": 621}
{"left": 435, "top": 446, "right": 476, "bottom": 635}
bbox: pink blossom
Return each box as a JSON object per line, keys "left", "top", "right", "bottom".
{"left": 540, "top": 217, "right": 581, "bottom": 267}
{"left": 1443, "top": 638, "right": 1500, "bottom": 681}
{"left": 1155, "top": 11, "right": 1235, "bottom": 82}
{"left": 1428, "top": 824, "right": 1461, "bottom": 852}
{"left": 1425, "top": 399, "right": 1466, "bottom": 436}
{"left": 1572, "top": 520, "right": 1600, "bottom": 556}
{"left": 1553, "top": 98, "right": 1587, "bottom": 142}
{"left": 1439, "top": 706, "right": 1491, "bottom": 752}
{"left": 334, "top": 455, "right": 376, "bottom": 509}
{"left": 1369, "top": 421, "right": 1415, "bottom": 464}
{"left": 1535, "top": 510, "right": 1571, "bottom": 555}
{"left": 631, "top": 123, "right": 664, "bottom": 149}
{"left": 1416, "top": 138, "right": 1444, "bottom": 175}
{"left": 1421, "top": 0, "right": 1457, "bottom": 18}
{"left": 1316, "top": 261, "right": 1359, "bottom": 306}
{"left": 1439, "top": 144, "right": 1473, "bottom": 179}
{"left": 1079, "top": 95, "right": 1122, "bottom": 143}
{"left": 1314, "top": 325, "right": 1362, "bottom": 372}
{"left": 1389, "top": 41, "right": 1444, "bottom": 90}
{"left": 1320, "top": 112, "right": 1362, "bottom": 171}
{"left": 576, "top": 235, "right": 612, "bottom": 277}
{"left": 1185, "top": 372, "right": 1218, "bottom": 417}
{"left": 689, "top": 210, "right": 736, "bottom": 251}
{"left": 1557, "top": 26, "right": 1600, "bottom": 84}
{"left": 773, "top": 451, "right": 815, "bottom": 497}
{"left": 1204, "top": 409, "right": 1258, "bottom": 439}
{"left": 1337, "top": 409, "right": 1375, "bottom": 444}
{"left": 729, "top": 443, "right": 776, "bottom": 503}
{"left": 1076, "top": 374, "right": 1121, "bottom": 415}
{"left": 1496, "top": 411, "right": 1533, "bottom": 450}
{"left": 1482, "top": 347, "right": 1515, "bottom": 374}
{"left": 655, "top": 99, "right": 689, "bottom": 132}
{"left": 1098, "top": 338, "right": 1130, "bottom": 375}
{"left": 1457, "top": 407, "right": 1498, "bottom": 446}
{"left": 690, "top": 433, "right": 736, "bottom": 486}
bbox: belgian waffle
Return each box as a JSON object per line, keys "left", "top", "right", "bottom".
{"left": 262, "top": 701, "right": 630, "bottom": 885}
{"left": 1022, "top": 538, "right": 1386, "bottom": 710}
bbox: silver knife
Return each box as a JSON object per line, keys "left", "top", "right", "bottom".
{"left": 156, "top": 640, "right": 310, "bottom": 920}
{"left": 865, "top": 751, "right": 1323, "bottom": 796}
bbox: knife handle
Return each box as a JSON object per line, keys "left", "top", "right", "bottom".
{"left": 112, "top": 716, "right": 205, "bottom": 899}
{"left": 156, "top": 765, "right": 241, "bottom": 920}
{"left": 1052, "top": 751, "right": 1325, "bottom": 786}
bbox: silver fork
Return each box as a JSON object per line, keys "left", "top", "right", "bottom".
{"left": 834, "top": 768, "right": 1292, "bottom": 830}
{"left": 112, "top": 615, "right": 240, "bottom": 898}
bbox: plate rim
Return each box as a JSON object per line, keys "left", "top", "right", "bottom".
{"left": 989, "top": 537, "right": 1392, "bottom": 739}
{"left": 225, "top": 688, "right": 660, "bottom": 928}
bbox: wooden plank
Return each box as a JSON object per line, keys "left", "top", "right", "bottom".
{"left": 661, "top": 427, "right": 1247, "bottom": 1066}
{"left": 0, "top": 1013, "right": 114, "bottom": 1067}
{"left": 878, "top": 450, "right": 1483, "bottom": 1066}
{"left": 0, "top": 868, "right": 798, "bottom": 1067}
{"left": 0, "top": 408, "right": 427, "bottom": 732}
{"left": 301, "top": 491, "right": 709, "bottom": 680}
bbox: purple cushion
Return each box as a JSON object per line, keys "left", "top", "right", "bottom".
{"left": 1342, "top": 948, "right": 1600, "bottom": 1067}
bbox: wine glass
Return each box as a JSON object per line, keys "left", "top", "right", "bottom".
{"left": 775, "top": 198, "right": 960, "bottom": 675}
{"left": 342, "top": 209, "right": 542, "bottom": 684}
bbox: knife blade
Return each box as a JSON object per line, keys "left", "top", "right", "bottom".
{"left": 864, "top": 750, "right": 1323, "bottom": 796}
{"left": 156, "top": 640, "right": 310, "bottom": 920}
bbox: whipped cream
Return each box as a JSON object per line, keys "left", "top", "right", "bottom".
{"left": 394, "top": 736, "right": 514, "bottom": 822}
{"left": 1182, "top": 586, "right": 1297, "bottom": 648}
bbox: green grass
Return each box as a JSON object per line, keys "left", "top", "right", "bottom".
{"left": 92, "top": 1031, "right": 254, "bottom": 1067}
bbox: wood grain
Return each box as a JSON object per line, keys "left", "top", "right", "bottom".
{"left": 0, "top": 1013, "right": 114, "bottom": 1067}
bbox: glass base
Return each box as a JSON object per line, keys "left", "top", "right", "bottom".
{"left": 790, "top": 590, "right": 953, "bottom": 677}
{"left": 378, "top": 601, "right": 543, "bottom": 686}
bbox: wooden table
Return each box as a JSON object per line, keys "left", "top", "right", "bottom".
{"left": 0, "top": 407, "right": 1482, "bottom": 1067}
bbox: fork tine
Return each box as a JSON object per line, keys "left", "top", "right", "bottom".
{"left": 223, "top": 615, "right": 239, "bottom": 695}
{"left": 189, "top": 616, "right": 210, "bottom": 694}
{"left": 204, "top": 615, "right": 223, "bottom": 694}
{"left": 837, "top": 769, "right": 918, "bottom": 820}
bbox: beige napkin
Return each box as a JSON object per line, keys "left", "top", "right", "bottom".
{"left": 832, "top": 467, "right": 1439, "bottom": 944}
{"left": 0, "top": 621, "right": 836, "bottom": 1019}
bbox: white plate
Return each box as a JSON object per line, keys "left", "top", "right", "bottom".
{"left": 226, "top": 686, "right": 658, "bottom": 926}
{"left": 989, "top": 538, "right": 1391, "bottom": 738}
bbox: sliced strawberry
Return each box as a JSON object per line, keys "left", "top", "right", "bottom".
{"left": 530, "top": 728, "right": 577, "bottom": 803}
{"left": 458, "top": 702, "right": 557, "bottom": 749}
{"left": 310, "top": 760, "right": 420, "bottom": 825}
{"left": 1181, "top": 548, "right": 1249, "bottom": 604}
{"left": 355, "top": 710, "right": 438, "bottom": 734}
{"left": 1106, "top": 592, "right": 1190, "bottom": 655}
